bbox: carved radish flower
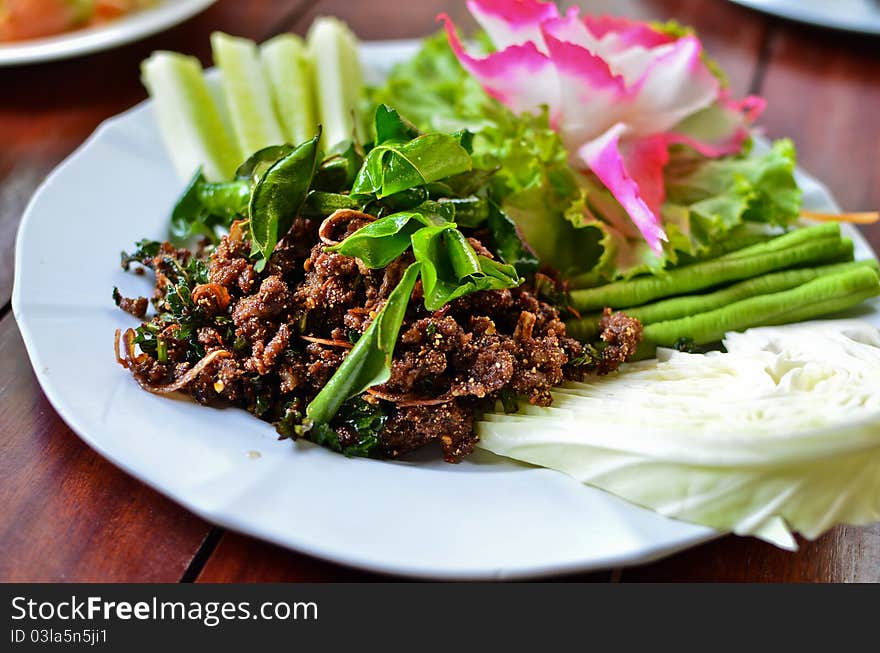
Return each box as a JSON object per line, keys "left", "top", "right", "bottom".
{"left": 439, "top": 0, "right": 765, "bottom": 254}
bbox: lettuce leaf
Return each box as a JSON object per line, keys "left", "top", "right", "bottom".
{"left": 371, "top": 33, "right": 606, "bottom": 278}
{"left": 372, "top": 34, "right": 802, "bottom": 284}
{"left": 477, "top": 320, "right": 880, "bottom": 549}
{"left": 662, "top": 139, "right": 802, "bottom": 261}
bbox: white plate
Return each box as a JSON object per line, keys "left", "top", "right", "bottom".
{"left": 0, "top": 0, "right": 215, "bottom": 67}
{"left": 12, "top": 41, "right": 879, "bottom": 579}
{"left": 729, "top": 0, "right": 880, "bottom": 35}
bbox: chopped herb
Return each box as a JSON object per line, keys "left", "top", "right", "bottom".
{"left": 120, "top": 239, "right": 161, "bottom": 270}
{"left": 498, "top": 388, "right": 519, "bottom": 414}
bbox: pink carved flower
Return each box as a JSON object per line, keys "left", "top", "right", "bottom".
{"left": 439, "top": 0, "right": 765, "bottom": 254}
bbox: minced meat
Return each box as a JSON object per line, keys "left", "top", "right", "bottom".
{"left": 115, "top": 213, "right": 640, "bottom": 462}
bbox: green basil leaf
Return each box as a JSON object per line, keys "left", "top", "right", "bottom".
{"left": 196, "top": 180, "right": 250, "bottom": 218}
{"left": 439, "top": 196, "right": 489, "bottom": 228}
{"left": 306, "top": 261, "right": 422, "bottom": 426}
{"left": 302, "top": 190, "right": 361, "bottom": 218}
{"left": 395, "top": 133, "right": 472, "bottom": 190}
{"left": 444, "top": 229, "right": 482, "bottom": 278}
{"left": 350, "top": 146, "right": 385, "bottom": 196}
{"left": 487, "top": 201, "right": 540, "bottom": 275}
{"left": 249, "top": 132, "right": 321, "bottom": 267}
{"left": 312, "top": 140, "right": 364, "bottom": 192}
{"left": 235, "top": 144, "right": 295, "bottom": 182}
{"left": 477, "top": 255, "right": 520, "bottom": 282}
{"left": 424, "top": 181, "right": 455, "bottom": 197}
{"left": 412, "top": 226, "right": 520, "bottom": 311}
{"left": 377, "top": 187, "right": 429, "bottom": 213}
{"left": 374, "top": 104, "right": 421, "bottom": 145}
{"left": 170, "top": 169, "right": 209, "bottom": 243}
{"left": 313, "top": 397, "right": 388, "bottom": 458}
{"left": 336, "top": 397, "right": 387, "bottom": 458}
{"left": 452, "top": 129, "right": 474, "bottom": 154}
{"left": 381, "top": 148, "right": 423, "bottom": 194}
{"left": 170, "top": 169, "right": 249, "bottom": 245}
{"left": 434, "top": 168, "right": 498, "bottom": 197}
{"left": 410, "top": 224, "right": 459, "bottom": 310}
{"left": 326, "top": 212, "right": 428, "bottom": 268}
{"left": 408, "top": 200, "right": 455, "bottom": 226}
{"left": 352, "top": 133, "right": 472, "bottom": 198}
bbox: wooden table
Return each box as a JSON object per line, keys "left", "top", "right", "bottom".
{"left": 1, "top": 0, "right": 878, "bottom": 583}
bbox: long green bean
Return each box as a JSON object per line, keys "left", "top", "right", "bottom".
{"left": 633, "top": 266, "right": 880, "bottom": 359}
{"left": 566, "top": 259, "right": 880, "bottom": 342}
{"left": 571, "top": 235, "right": 853, "bottom": 312}
{"left": 718, "top": 222, "right": 840, "bottom": 260}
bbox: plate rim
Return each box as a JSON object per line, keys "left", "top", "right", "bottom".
{"left": 11, "top": 40, "right": 874, "bottom": 580}
{"left": 728, "top": 0, "right": 880, "bottom": 36}
{"left": 0, "top": 0, "right": 216, "bottom": 67}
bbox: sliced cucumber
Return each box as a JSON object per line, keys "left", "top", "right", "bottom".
{"left": 141, "top": 51, "right": 242, "bottom": 182}
{"left": 211, "top": 32, "right": 286, "bottom": 158}
{"left": 261, "top": 34, "right": 319, "bottom": 146}
{"left": 307, "top": 17, "right": 366, "bottom": 148}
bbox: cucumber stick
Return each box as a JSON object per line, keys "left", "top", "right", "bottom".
{"left": 261, "top": 34, "right": 319, "bottom": 145}
{"left": 141, "top": 51, "right": 242, "bottom": 182}
{"left": 307, "top": 17, "right": 365, "bottom": 148}
{"left": 211, "top": 32, "right": 286, "bottom": 158}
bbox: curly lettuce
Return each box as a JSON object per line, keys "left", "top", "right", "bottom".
{"left": 370, "top": 33, "right": 607, "bottom": 278}
{"left": 663, "top": 139, "right": 802, "bottom": 262}
{"left": 371, "top": 33, "right": 802, "bottom": 284}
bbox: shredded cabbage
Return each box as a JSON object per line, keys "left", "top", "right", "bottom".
{"left": 477, "top": 320, "right": 880, "bottom": 548}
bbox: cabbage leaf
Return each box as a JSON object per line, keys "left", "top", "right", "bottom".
{"left": 477, "top": 320, "right": 880, "bottom": 548}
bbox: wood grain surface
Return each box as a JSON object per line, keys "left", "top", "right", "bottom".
{"left": 0, "top": 314, "right": 212, "bottom": 581}
{"left": 1, "top": 0, "right": 878, "bottom": 582}
{"left": 0, "top": 0, "right": 312, "bottom": 308}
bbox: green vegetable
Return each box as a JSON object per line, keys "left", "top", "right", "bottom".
{"left": 661, "top": 139, "right": 802, "bottom": 263}
{"left": 302, "top": 191, "right": 361, "bottom": 218}
{"left": 260, "top": 34, "right": 318, "bottom": 145}
{"left": 125, "top": 247, "right": 212, "bottom": 364}
{"left": 349, "top": 106, "right": 472, "bottom": 199}
{"left": 278, "top": 396, "right": 388, "bottom": 458}
{"left": 571, "top": 230, "right": 853, "bottom": 312}
{"left": 371, "top": 33, "right": 602, "bottom": 278}
{"left": 476, "top": 320, "right": 880, "bottom": 549}
{"left": 169, "top": 169, "right": 249, "bottom": 244}
{"left": 306, "top": 262, "right": 422, "bottom": 426}
{"left": 718, "top": 222, "right": 840, "bottom": 260}
{"left": 374, "top": 103, "right": 421, "bottom": 143}
{"left": 211, "top": 32, "right": 286, "bottom": 157}
{"left": 370, "top": 188, "right": 428, "bottom": 214}
{"left": 353, "top": 133, "right": 472, "bottom": 198}
{"left": 568, "top": 259, "right": 880, "bottom": 342}
{"left": 312, "top": 140, "right": 364, "bottom": 192}
{"left": 635, "top": 266, "right": 880, "bottom": 356}
{"left": 486, "top": 201, "right": 539, "bottom": 275}
{"left": 141, "top": 51, "right": 242, "bottom": 181}
{"left": 234, "top": 144, "right": 295, "bottom": 182}
{"left": 120, "top": 239, "right": 161, "bottom": 270}
{"left": 328, "top": 204, "right": 521, "bottom": 311}
{"left": 411, "top": 225, "right": 519, "bottom": 310}
{"left": 327, "top": 212, "right": 430, "bottom": 267}
{"left": 307, "top": 17, "right": 366, "bottom": 148}
{"left": 169, "top": 143, "right": 326, "bottom": 245}
{"left": 249, "top": 132, "right": 321, "bottom": 268}
{"left": 437, "top": 196, "right": 489, "bottom": 228}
